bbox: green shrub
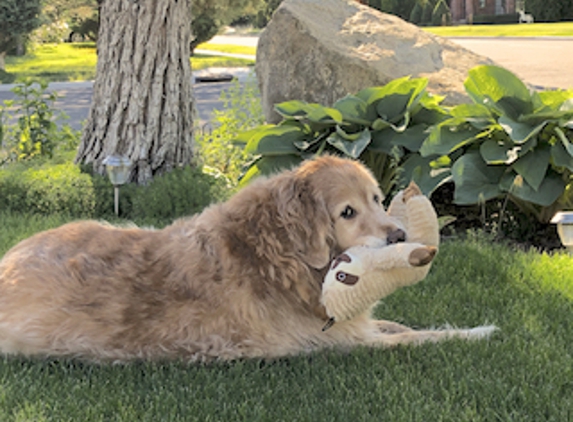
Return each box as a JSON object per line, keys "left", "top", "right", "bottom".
{"left": 420, "top": 0, "right": 436, "bottom": 25}
{"left": 409, "top": 1, "right": 423, "bottom": 24}
{"left": 472, "top": 13, "right": 519, "bottom": 24}
{"left": 129, "top": 165, "right": 228, "bottom": 221}
{"left": 431, "top": 0, "right": 451, "bottom": 26}
{"left": 0, "top": 80, "right": 81, "bottom": 162}
{"left": 234, "top": 76, "right": 448, "bottom": 195}
{"left": 414, "top": 65, "right": 573, "bottom": 223}
{"left": 196, "top": 75, "right": 264, "bottom": 185}
{"left": 0, "top": 161, "right": 95, "bottom": 216}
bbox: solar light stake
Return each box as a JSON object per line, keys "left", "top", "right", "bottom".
{"left": 102, "top": 155, "right": 132, "bottom": 216}
{"left": 551, "top": 211, "right": 573, "bottom": 254}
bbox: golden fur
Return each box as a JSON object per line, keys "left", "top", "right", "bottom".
{"left": 0, "top": 156, "right": 495, "bottom": 362}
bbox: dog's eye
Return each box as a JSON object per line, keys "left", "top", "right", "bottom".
{"left": 373, "top": 194, "right": 381, "bottom": 205}
{"left": 340, "top": 205, "right": 356, "bottom": 220}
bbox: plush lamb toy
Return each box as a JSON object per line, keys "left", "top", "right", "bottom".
{"left": 321, "top": 182, "right": 439, "bottom": 331}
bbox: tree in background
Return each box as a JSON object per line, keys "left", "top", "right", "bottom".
{"left": 191, "top": 0, "right": 264, "bottom": 53}
{"left": 0, "top": 0, "right": 42, "bottom": 69}
{"left": 525, "top": 0, "right": 573, "bottom": 21}
{"left": 250, "top": 0, "right": 284, "bottom": 28}
{"left": 367, "top": 0, "right": 418, "bottom": 21}
{"left": 76, "top": 0, "right": 194, "bottom": 184}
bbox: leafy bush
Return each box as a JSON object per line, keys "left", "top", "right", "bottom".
{"left": 409, "top": 1, "right": 423, "bottom": 24}
{"left": 0, "top": 80, "right": 80, "bottom": 164}
{"left": 431, "top": 0, "right": 451, "bottom": 26}
{"left": 196, "top": 75, "right": 264, "bottom": 184}
{"left": 472, "top": 13, "right": 519, "bottom": 24}
{"left": 1, "top": 160, "right": 230, "bottom": 223}
{"left": 415, "top": 65, "right": 573, "bottom": 223}
{"left": 235, "top": 76, "right": 447, "bottom": 194}
{"left": 129, "top": 166, "right": 229, "bottom": 221}
{"left": 0, "top": 161, "right": 95, "bottom": 216}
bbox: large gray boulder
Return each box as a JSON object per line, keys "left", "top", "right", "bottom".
{"left": 256, "top": 0, "right": 494, "bottom": 123}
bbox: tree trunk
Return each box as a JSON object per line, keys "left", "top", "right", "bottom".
{"left": 76, "top": 0, "right": 194, "bottom": 184}
{"left": 0, "top": 51, "right": 5, "bottom": 71}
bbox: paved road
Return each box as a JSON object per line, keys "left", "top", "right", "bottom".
{"left": 450, "top": 37, "right": 573, "bottom": 90}
{"left": 0, "top": 69, "right": 255, "bottom": 131}
{"left": 1, "top": 36, "right": 571, "bottom": 131}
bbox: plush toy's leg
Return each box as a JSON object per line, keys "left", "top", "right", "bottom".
{"left": 369, "top": 325, "right": 498, "bottom": 346}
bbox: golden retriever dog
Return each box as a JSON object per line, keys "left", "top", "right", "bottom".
{"left": 0, "top": 156, "right": 495, "bottom": 362}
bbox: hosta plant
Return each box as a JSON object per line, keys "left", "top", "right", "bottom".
{"left": 234, "top": 76, "right": 447, "bottom": 194}
{"left": 413, "top": 65, "right": 573, "bottom": 223}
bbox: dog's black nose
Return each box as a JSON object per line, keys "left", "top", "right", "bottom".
{"left": 387, "top": 228, "right": 406, "bottom": 245}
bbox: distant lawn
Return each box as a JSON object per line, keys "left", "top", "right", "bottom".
{"left": 424, "top": 21, "right": 573, "bottom": 37}
{"left": 0, "top": 212, "right": 572, "bottom": 421}
{"left": 197, "top": 43, "right": 256, "bottom": 56}
{"left": 2, "top": 42, "right": 254, "bottom": 84}
{"left": 5, "top": 43, "right": 98, "bottom": 83}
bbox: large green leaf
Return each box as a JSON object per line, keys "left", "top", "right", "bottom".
{"left": 480, "top": 139, "right": 520, "bottom": 165}
{"left": 420, "top": 118, "right": 485, "bottom": 157}
{"left": 239, "top": 155, "right": 304, "bottom": 186}
{"left": 399, "top": 154, "right": 452, "bottom": 196}
{"left": 451, "top": 152, "right": 505, "bottom": 205}
{"left": 464, "top": 65, "right": 533, "bottom": 119}
{"left": 244, "top": 125, "right": 305, "bottom": 156}
{"left": 449, "top": 103, "right": 495, "bottom": 130}
{"left": 333, "top": 95, "right": 371, "bottom": 125}
{"left": 232, "top": 124, "right": 275, "bottom": 145}
{"left": 388, "top": 124, "right": 430, "bottom": 152}
{"left": 305, "top": 104, "right": 343, "bottom": 124}
{"left": 275, "top": 101, "right": 310, "bottom": 119}
{"left": 326, "top": 129, "right": 371, "bottom": 159}
{"left": 501, "top": 171, "right": 565, "bottom": 207}
{"left": 554, "top": 126, "right": 573, "bottom": 156}
{"left": 551, "top": 141, "right": 573, "bottom": 172}
{"left": 511, "top": 144, "right": 550, "bottom": 191}
{"left": 499, "top": 116, "right": 547, "bottom": 144}
{"left": 356, "top": 77, "right": 428, "bottom": 123}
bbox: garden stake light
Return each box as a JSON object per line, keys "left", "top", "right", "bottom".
{"left": 103, "top": 155, "right": 132, "bottom": 216}
{"left": 551, "top": 211, "right": 573, "bottom": 254}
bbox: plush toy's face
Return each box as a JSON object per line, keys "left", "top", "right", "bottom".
{"left": 324, "top": 251, "right": 363, "bottom": 291}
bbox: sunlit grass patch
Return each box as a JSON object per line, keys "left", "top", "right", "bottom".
{"left": 5, "top": 43, "right": 98, "bottom": 82}
{"left": 197, "top": 43, "right": 256, "bottom": 56}
{"left": 424, "top": 21, "right": 573, "bottom": 37}
{"left": 2, "top": 43, "right": 255, "bottom": 84}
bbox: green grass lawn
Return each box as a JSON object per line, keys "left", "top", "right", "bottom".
{"left": 2, "top": 42, "right": 254, "bottom": 84}
{"left": 424, "top": 21, "right": 573, "bottom": 37}
{"left": 197, "top": 43, "right": 256, "bottom": 56}
{"left": 0, "top": 212, "right": 572, "bottom": 421}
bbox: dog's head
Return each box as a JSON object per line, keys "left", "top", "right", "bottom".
{"left": 224, "top": 155, "right": 405, "bottom": 305}
{"left": 293, "top": 156, "right": 406, "bottom": 266}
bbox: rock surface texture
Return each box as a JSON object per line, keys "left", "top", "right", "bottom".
{"left": 256, "top": 0, "right": 494, "bottom": 123}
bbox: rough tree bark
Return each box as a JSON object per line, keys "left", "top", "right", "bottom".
{"left": 76, "top": 0, "right": 194, "bottom": 184}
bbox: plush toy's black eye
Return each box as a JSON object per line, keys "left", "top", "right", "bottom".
{"left": 336, "top": 272, "right": 347, "bottom": 282}
{"left": 340, "top": 205, "right": 356, "bottom": 219}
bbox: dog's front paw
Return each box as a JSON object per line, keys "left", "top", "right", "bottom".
{"left": 408, "top": 246, "right": 437, "bottom": 266}
{"left": 403, "top": 181, "right": 423, "bottom": 202}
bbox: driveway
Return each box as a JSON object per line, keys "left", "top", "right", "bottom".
{"left": 450, "top": 37, "right": 573, "bottom": 90}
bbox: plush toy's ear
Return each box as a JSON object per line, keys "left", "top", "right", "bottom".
{"left": 276, "top": 177, "right": 334, "bottom": 269}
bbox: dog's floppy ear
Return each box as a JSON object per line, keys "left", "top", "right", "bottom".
{"left": 276, "top": 176, "right": 334, "bottom": 270}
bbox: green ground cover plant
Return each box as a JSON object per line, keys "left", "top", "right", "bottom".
{"left": 424, "top": 21, "right": 573, "bottom": 37}
{"left": 1, "top": 43, "right": 254, "bottom": 84}
{"left": 0, "top": 228, "right": 571, "bottom": 421}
